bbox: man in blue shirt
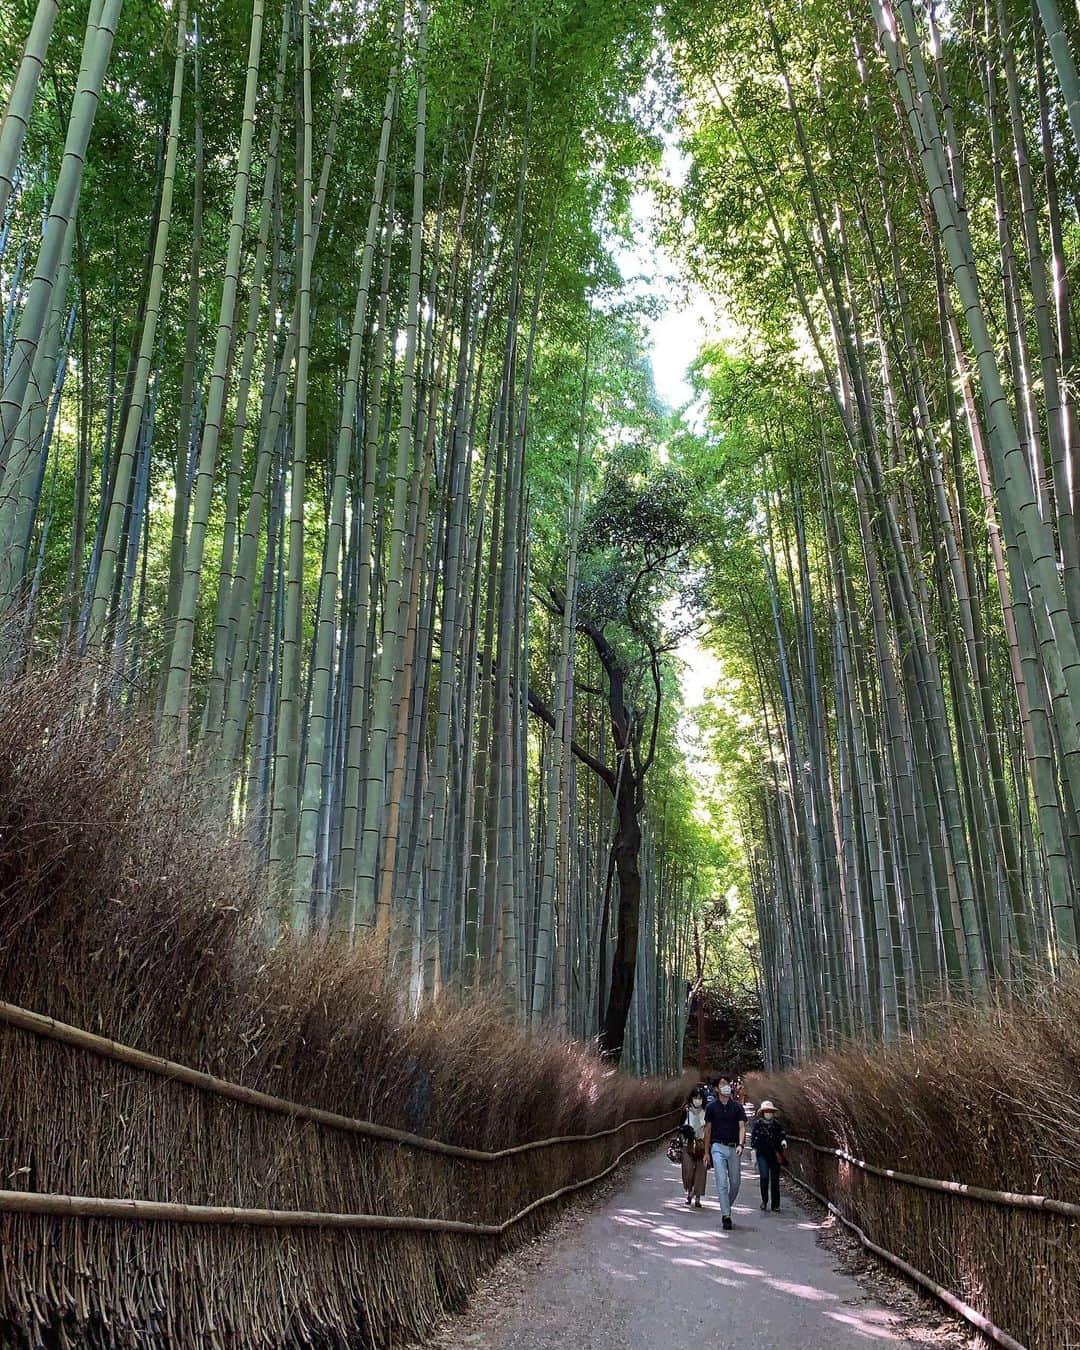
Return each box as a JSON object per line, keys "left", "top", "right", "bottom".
{"left": 703, "top": 1082, "right": 747, "bottom": 1229}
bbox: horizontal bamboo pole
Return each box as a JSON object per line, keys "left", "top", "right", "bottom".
{"left": 0, "top": 1001, "right": 676, "bottom": 1159}
{"left": 0, "top": 1124, "right": 673, "bottom": 1235}
{"left": 787, "top": 1135, "right": 1080, "bottom": 1219}
{"left": 782, "top": 1166, "right": 1029, "bottom": 1350}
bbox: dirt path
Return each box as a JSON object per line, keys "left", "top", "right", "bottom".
{"left": 437, "top": 1149, "right": 958, "bottom": 1350}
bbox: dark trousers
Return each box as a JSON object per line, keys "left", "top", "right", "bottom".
{"left": 757, "top": 1151, "right": 781, "bottom": 1208}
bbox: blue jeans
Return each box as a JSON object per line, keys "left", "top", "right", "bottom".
{"left": 710, "top": 1143, "right": 741, "bottom": 1217}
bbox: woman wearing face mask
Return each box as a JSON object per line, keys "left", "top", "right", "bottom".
{"left": 681, "top": 1087, "right": 708, "bottom": 1206}
{"left": 750, "top": 1100, "right": 788, "bottom": 1212}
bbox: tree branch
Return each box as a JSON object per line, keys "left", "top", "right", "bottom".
{"left": 580, "top": 617, "right": 625, "bottom": 682}
{"left": 576, "top": 680, "right": 605, "bottom": 697}
{"left": 639, "top": 638, "right": 664, "bottom": 780}
{"left": 527, "top": 687, "right": 617, "bottom": 792}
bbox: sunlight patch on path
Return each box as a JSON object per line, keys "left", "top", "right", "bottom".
{"left": 456, "top": 1152, "right": 921, "bottom": 1349}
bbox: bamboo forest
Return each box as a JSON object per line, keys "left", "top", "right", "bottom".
{"left": 4, "top": 0, "right": 1080, "bottom": 1074}
{"left": 6, "top": 0, "right": 1080, "bottom": 1344}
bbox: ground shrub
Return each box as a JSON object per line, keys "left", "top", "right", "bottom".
{"left": 749, "top": 980, "right": 1080, "bottom": 1350}
{"left": 0, "top": 665, "right": 681, "bottom": 1347}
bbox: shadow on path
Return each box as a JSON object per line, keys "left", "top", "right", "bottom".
{"left": 449, "top": 1150, "right": 918, "bottom": 1350}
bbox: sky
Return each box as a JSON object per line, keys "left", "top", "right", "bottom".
{"left": 611, "top": 149, "right": 711, "bottom": 408}
{"left": 609, "top": 151, "right": 723, "bottom": 746}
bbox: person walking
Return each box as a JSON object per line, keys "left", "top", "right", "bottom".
{"left": 703, "top": 1079, "right": 746, "bottom": 1230}
{"left": 681, "top": 1087, "right": 708, "bottom": 1207}
{"left": 750, "top": 1100, "right": 787, "bottom": 1212}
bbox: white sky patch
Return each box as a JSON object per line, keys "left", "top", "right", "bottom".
{"left": 611, "top": 139, "right": 711, "bottom": 411}
{"left": 679, "top": 634, "right": 723, "bottom": 712}
{"left": 675, "top": 624, "right": 724, "bottom": 761}
{"left": 613, "top": 136, "right": 725, "bottom": 751}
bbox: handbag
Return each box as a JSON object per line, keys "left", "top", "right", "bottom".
{"left": 666, "top": 1134, "right": 684, "bottom": 1165}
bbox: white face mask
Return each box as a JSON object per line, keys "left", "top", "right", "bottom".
{"left": 720, "top": 1085, "right": 732, "bottom": 1097}
{"left": 763, "top": 1113, "right": 775, "bottom": 1121}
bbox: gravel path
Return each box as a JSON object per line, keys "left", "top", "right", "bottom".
{"left": 438, "top": 1149, "right": 943, "bottom": 1350}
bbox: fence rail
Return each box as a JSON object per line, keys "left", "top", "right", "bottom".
{"left": 786, "top": 1134, "right": 1079, "bottom": 1219}
{"left": 782, "top": 1164, "right": 1028, "bottom": 1350}
{"left": 783, "top": 1133, "right": 1080, "bottom": 1350}
{"left": 0, "top": 999, "right": 674, "bottom": 1159}
{"left": 1, "top": 995, "right": 682, "bottom": 1345}
{"left": 0, "top": 1120, "right": 674, "bottom": 1236}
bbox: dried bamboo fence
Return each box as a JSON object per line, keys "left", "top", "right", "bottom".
{"left": 783, "top": 1135, "right": 1079, "bottom": 1350}
{"left": 0, "top": 672, "right": 686, "bottom": 1346}
{"left": 750, "top": 973, "right": 1080, "bottom": 1349}
{"left": 0, "top": 1000, "right": 681, "bottom": 1348}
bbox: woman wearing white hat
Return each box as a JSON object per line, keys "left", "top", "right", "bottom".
{"left": 749, "top": 1101, "right": 787, "bottom": 1211}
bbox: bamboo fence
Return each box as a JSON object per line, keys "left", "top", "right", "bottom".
{"left": 784, "top": 1135, "right": 1078, "bottom": 1350}
{"left": 0, "top": 1000, "right": 681, "bottom": 1348}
